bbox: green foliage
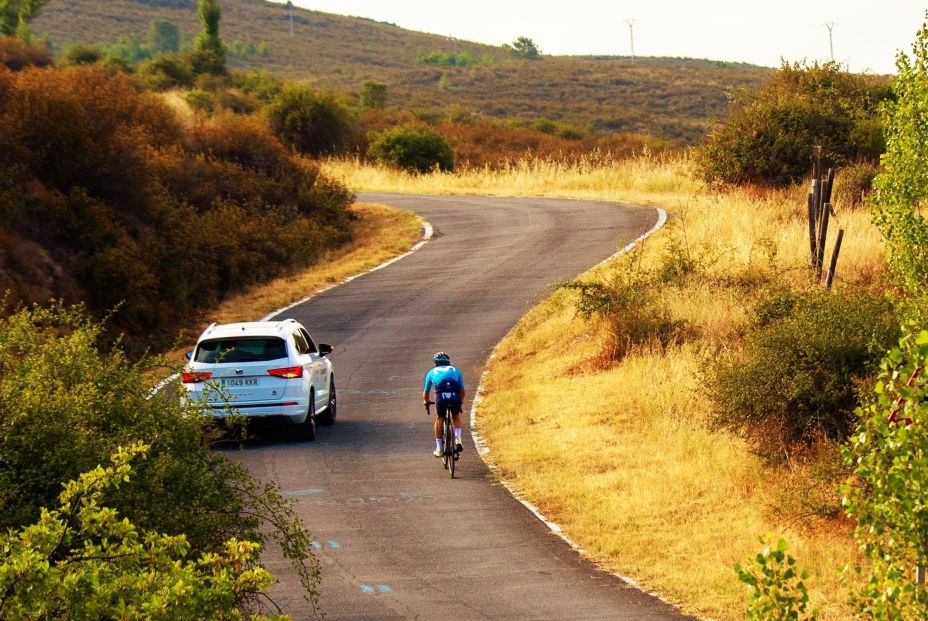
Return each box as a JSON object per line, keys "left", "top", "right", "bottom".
{"left": 0, "top": 443, "right": 289, "bottom": 620}
{"left": 265, "top": 85, "right": 353, "bottom": 156}
{"left": 835, "top": 161, "right": 879, "bottom": 208}
{"left": 360, "top": 80, "right": 387, "bottom": 109}
{"left": 63, "top": 42, "right": 102, "bottom": 65}
{"left": 506, "top": 35, "right": 541, "bottom": 60}
{"left": 367, "top": 123, "right": 453, "bottom": 173}
{"left": 194, "top": 0, "right": 224, "bottom": 75}
{"left": 842, "top": 330, "right": 928, "bottom": 619}
{"left": 0, "top": 0, "right": 48, "bottom": 37}
{"left": 106, "top": 34, "right": 150, "bottom": 63}
{"left": 870, "top": 14, "right": 928, "bottom": 327}
{"left": 0, "top": 303, "right": 320, "bottom": 610}
{"left": 421, "top": 50, "right": 478, "bottom": 67}
{"left": 699, "top": 61, "right": 891, "bottom": 187}
{"left": 186, "top": 88, "right": 215, "bottom": 112}
{"left": 736, "top": 538, "right": 818, "bottom": 621}
{"left": 559, "top": 250, "right": 687, "bottom": 360}
{"left": 237, "top": 68, "right": 281, "bottom": 102}
{"left": 707, "top": 287, "right": 899, "bottom": 457}
{"left": 136, "top": 52, "right": 195, "bottom": 89}
{"left": 148, "top": 17, "right": 179, "bottom": 54}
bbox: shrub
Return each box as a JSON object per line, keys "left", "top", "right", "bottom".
{"left": 265, "top": 85, "right": 353, "bottom": 156}
{"left": 63, "top": 43, "right": 103, "bottom": 65}
{"left": 706, "top": 287, "right": 899, "bottom": 457}
{"left": 698, "top": 61, "right": 891, "bottom": 187}
{"left": 0, "top": 304, "right": 319, "bottom": 608}
{"left": 0, "top": 35, "right": 51, "bottom": 70}
{"left": 559, "top": 250, "right": 687, "bottom": 360}
{"left": 360, "top": 79, "right": 387, "bottom": 109}
{"left": 834, "top": 161, "right": 879, "bottom": 208}
{"left": 367, "top": 123, "right": 454, "bottom": 173}
{"left": 0, "top": 444, "right": 287, "bottom": 619}
{"left": 148, "top": 17, "right": 180, "bottom": 54}
{"left": 237, "top": 68, "right": 281, "bottom": 102}
{"left": 136, "top": 53, "right": 195, "bottom": 90}
{"left": 186, "top": 88, "right": 215, "bottom": 112}
{"left": 736, "top": 538, "right": 818, "bottom": 621}
{"left": 842, "top": 329, "right": 928, "bottom": 619}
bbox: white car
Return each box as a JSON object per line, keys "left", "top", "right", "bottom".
{"left": 182, "top": 319, "right": 336, "bottom": 440}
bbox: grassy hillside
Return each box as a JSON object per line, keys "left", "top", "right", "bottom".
{"left": 32, "top": 0, "right": 770, "bottom": 144}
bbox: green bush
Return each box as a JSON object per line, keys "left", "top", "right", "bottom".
{"left": 835, "top": 161, "right": 879, "bottom": 208}
{"left": 63, "top": 43, "right": 103, "bottom": 65}
{"left": 559, "top": 250, "right": 687, "bottom": 360}
{"left": 186, "top": 88, "right": 215, "bottom": 112}
{"left": 706, "top": 287, "right": 899, "bottom": 456}
{"left": 0, "top": 303, "right": 319, "bottom": 609}
{"left": 698, "top": 61, "right": 891, "bottom": 187}
{"left": 0, "top": 444, "right": 288, "bottom": 620}
{"left": 367, "top": 123, "right": 453, "bottom": 173}
{"left": 736, "top": 538, "right": 818, "bottom": 621}
{"left": 842, "top": 329, "right": 928, "bottom": 619}
{"left": 265, "top": 85, "right": 353, "bottom": 156}
{"left": 136, "top": 53, "right": 195, "bottom": 90}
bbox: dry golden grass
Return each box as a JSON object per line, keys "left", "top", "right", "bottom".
{"left": 324, "top": 155, "right": 883, "bottom": 620}
{"left": 165, "top": 201, "right": 422, "bottom": 365}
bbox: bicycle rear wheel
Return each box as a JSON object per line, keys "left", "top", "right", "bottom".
{"left": 445, "top": 419, "right": 455, "bottom": 479}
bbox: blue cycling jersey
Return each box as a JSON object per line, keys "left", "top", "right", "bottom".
{"left": 423, "top": 365, "right": 464, "bottom": 402}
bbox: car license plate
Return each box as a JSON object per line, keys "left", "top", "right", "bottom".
{"left": 221, "top": 378, "right": 258, "bottom": 387}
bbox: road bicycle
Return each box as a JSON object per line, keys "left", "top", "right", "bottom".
{"left": 425, "top": 401, "right": 458, "bottom": 478}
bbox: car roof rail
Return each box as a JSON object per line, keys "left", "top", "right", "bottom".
{"left": 204, "top": 321, "right": 217, "bottom": 335}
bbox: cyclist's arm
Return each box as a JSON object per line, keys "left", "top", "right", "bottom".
{"left": 423, "top": 374, "right": 432, "bottom": 405}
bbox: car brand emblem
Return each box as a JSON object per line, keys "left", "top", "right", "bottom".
{"left": 235, "top": 369, "right": 244, "bottom": 375}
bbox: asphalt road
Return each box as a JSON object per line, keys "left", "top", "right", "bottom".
{"left": 238, "top": 193, "right": 694, "bottom": 620}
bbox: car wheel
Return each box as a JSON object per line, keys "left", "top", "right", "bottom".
{"left": 318, "top": 377, "right": 337, "bottom": 425}
{"left": 295, "top": 391, "right": 316, "bottom": 441}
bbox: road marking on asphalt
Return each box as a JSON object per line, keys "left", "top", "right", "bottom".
{"left": 327, "top": 540, "right": 341, "bottom": 549}
{"left": 470, "top": 206, "right": 674, "bottom": 605}
{"left": 311, "top": 541, "right": 322, "bottom": 549}
{"left": 359, "top": 584, "right": 392, "bottom": 594}
{"left": 283, "top": 488, "right": 325, "bottom": 496}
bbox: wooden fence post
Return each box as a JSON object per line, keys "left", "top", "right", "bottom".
{"left": 825, "top": 228, "right": 844, "bottom": 290}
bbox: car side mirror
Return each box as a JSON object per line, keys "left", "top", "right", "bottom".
{"left": 318, "top": 343, "right": 334, "bottom": 357}
{"left": 185, "top": 351, "right": 193, "bottom": 360}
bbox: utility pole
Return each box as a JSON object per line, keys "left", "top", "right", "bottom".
{"left": 452, "top": 36, "right": 458, "bottom": 66}
{"left": 825, "top": 22, "right": 835, "bottom": 62}
{"left": 626, "top": 19, "right": 637, "bottom": 58}
{"left": 287, "top": 0, "right": 294, "bottom": 38}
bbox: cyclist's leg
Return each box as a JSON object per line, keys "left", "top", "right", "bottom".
{"left": 450, "top": 403, "right": 463, "bottom": 452}
{"left": 434, "top": 402, "right": 448, "bottom": 456}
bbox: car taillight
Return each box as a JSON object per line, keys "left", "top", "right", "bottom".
{"left": 182, "top": 371, "right": 212, "bottom": 383}
{"left": 268, "top": 366, "right": 303, "bottom": 379}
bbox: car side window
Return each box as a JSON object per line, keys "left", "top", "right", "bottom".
{"left": 299, "top": 328, "right": 318, "bottom": 353}
{"left": 291, "top": 331, "right": 310, "bottom": 355}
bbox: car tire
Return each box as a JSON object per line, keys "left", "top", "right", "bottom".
{"left": 317, "top": 377, "right": 337, "bottom": 425}
{"left": 295, "top": 391, "right": 316, "bottom": 441}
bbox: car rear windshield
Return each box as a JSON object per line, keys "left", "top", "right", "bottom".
{"left": 194, "top": 337, "right": 287, "bottom": 364}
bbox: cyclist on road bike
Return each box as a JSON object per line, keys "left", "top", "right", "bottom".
{"left": 422, "top": 351, "right": 465, "bottom": 458}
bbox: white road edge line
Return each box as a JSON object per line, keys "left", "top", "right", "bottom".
{"left": 150, "top": 218, "right": 434, "bottom": 396}
{"left": 469, "top": 207, "right": 699, "bottom": 616}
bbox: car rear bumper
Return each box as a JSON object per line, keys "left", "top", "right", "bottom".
{"left": 187, "top": 399, "right": 309, "bottom": 424}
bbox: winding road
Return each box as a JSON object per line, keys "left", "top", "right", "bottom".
{"left": 239, "top": 194, "right": 693, "bottom": 620}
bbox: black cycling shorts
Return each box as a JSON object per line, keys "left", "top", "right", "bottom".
{"left": 436, "top": 400, "right": 462, "bottom": 419}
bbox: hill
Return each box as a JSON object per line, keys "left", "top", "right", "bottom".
{"left": 32, "top": 0, "right": 771, "bottom": 144}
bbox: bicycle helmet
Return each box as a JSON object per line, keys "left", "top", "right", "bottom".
{"left": 432, "top": 351, "right": 451, "bottom": 364}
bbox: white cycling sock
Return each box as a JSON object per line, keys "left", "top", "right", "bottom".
{"left": 435, "top": 438, "right": 443, "bottom": 450}
{"left": 454, "top": 428, "right": 462, "bottom": 442}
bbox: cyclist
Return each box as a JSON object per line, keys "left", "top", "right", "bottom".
{"left": 422, "top": 351, "right": 465, "bottom": 457}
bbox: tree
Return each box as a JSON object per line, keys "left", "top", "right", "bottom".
{"left": 265, "top": 86, "right": 352, "bottom": 155}
{"left": 148, "top": 17, "right": 180, "bottom": 54}
{"left": 870, "top": 13, "right": 928, "bottom": 325}
{"left": 0, "top": 444, "right": 289, "bottom": 620}
{"left": 698, "top": 61, "right": 890, "bottom": 187}
{"left": 193, "top": 0, "right": 224, "bottom": 75}
{"left": 0, "top": 0, "right": 49, "bottom": 40}
{"left": 508, "top": 35, "right": 541, "bottom": 60}
{"left": 360, "top": 80, "right": 387, "bottom": 109}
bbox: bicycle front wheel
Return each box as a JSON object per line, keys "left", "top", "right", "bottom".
{"left": 445, "top": 419, "right": 455, "bottom": 479}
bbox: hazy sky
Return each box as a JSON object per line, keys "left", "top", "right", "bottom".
{"left": 289, "top": 1, "right": 927, "bottom": 74}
